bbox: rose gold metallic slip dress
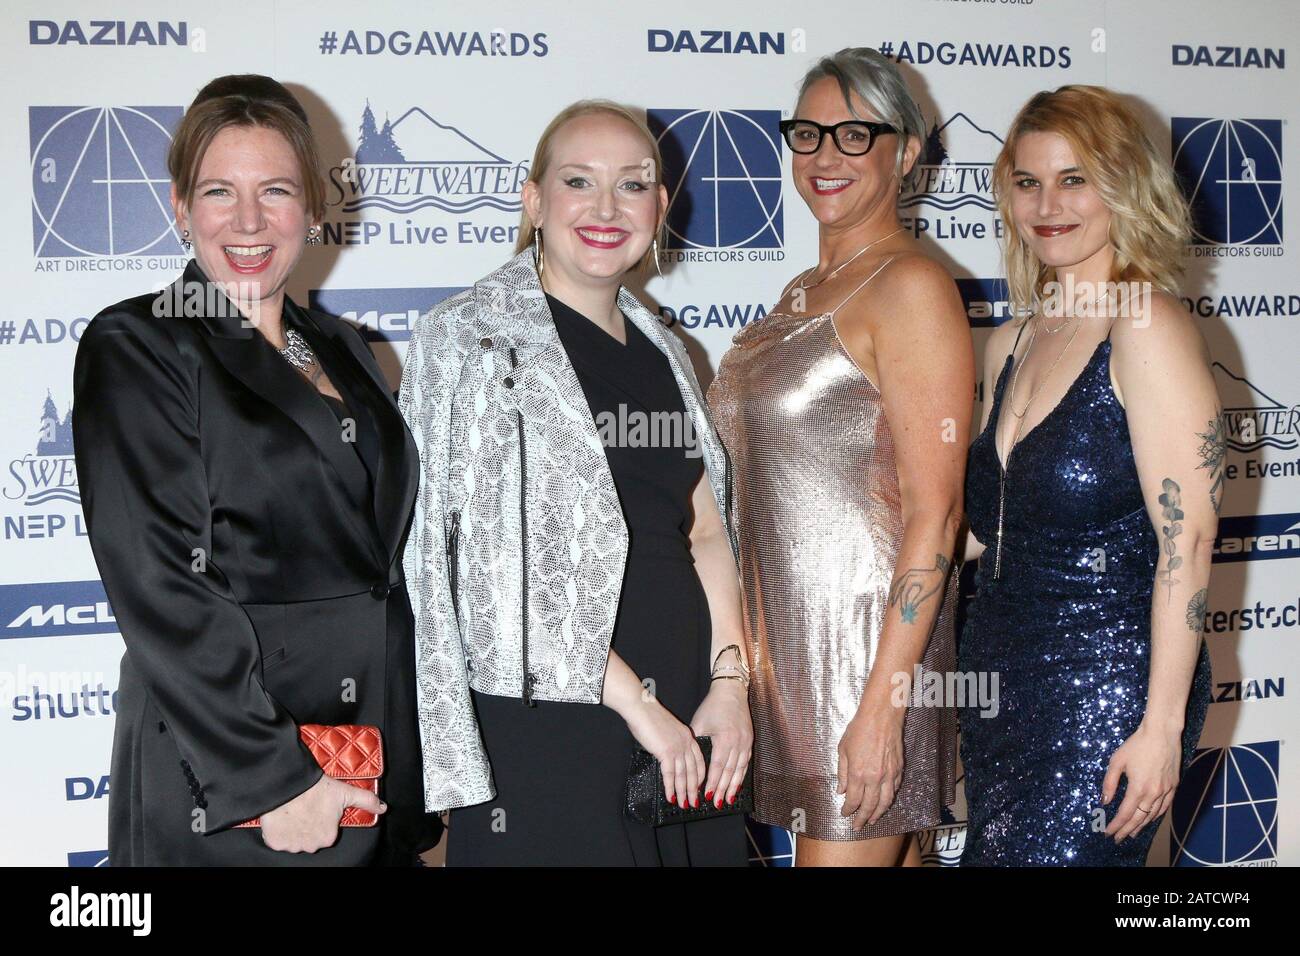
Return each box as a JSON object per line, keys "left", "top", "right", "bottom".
{"left": 707, "top": 256, "right": 958, "bottom": 841}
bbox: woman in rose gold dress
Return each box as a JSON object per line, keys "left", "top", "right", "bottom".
{"left": 707, "top": 48, "right": 973, "bottom": 866}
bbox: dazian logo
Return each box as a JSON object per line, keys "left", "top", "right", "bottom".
{"left": 325, "top": 100, "right": 527, "bottom": 219}
{"left": 1172, "top": 45, "right": 1285, "bottom": 69}
{"left": 1, "top": 581, "right": 114, "bottom": 639}
{"left": 1173, "top": 118, "right": 1283, "bottom": 245}
{"left": 1213, "top": 513, "right": 1300, "bottom": 563}
{"left": 1214, "top": 677, "right": 1284, "bottom": 703}
{"left": 308, "top": 287, "right": 466, "bottom": 343}
{"left": 1212, "top": 363, "right": 1300, "bottom": 453}
{"left": 648, "top": 109, "right": 783, "bottom": 251}
{"left": 31, "top": 106, "right": 184, "bottom": 257}
{"left": 30, "top": 20, "right": 188, "bottom": 46}
{"left": 646, "top": 30, "right": 786, "bottom": 55}
{"left": 1171, "top": 741, "right": 1278, "bottom": 866}
{"left": 49, "top": 885, "right": 150, "bottom": 935}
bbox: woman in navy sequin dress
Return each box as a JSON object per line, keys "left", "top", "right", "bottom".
{"left": 960, "top": 87, "right": 1218, "bottom": 866}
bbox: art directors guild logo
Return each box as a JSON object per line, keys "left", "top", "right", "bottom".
{"left": 324, "top": 101, "right": 527, "bottom": 249}
{"left": 647, "top": 109, "right": 784, "bottom": 264}
{"left": 29, "top": 106, "right": 188, "bottom": 273}
{"left": 1173, "top": 117, "right": 1283, "bottom": 255}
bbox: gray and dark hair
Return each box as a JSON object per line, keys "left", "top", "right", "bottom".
{"left": 794, "top": 47, "right": 926, "bottom": 192}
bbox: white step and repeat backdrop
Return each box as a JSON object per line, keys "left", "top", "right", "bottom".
{"left": 2, "top": 0, "right": 1295, "bottom": 867}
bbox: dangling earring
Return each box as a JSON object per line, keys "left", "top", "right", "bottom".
{"left": 306, "top": 225, "right": 322, "bottom": 245}
{"left": 652, "top": 237, "right": 662, "bottom": 278}
{"left": 180, "top": 228, "right": 192, "bottom": 250}
{"left": 534, "top": 227, "right": 545, "bottom": 278}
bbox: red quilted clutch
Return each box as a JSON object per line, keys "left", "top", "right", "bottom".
{"left": 235, "top": 724, "right": 383, "bottom": 829}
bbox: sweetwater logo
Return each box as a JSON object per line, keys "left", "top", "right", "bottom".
{"left": 1, "top": 580, "right": 114, "bottom": 639}
{"left": 647, "top": 109, "right": 784, "bottom": 262}
{"left": 324, "top": 101, "right": 526, "bottom": 248}
{"left": 4, "top": 390, "right": 86, "bottom": 542}
{"left": 1213, "top": 513, "right": 1300, "bottom": 564}
{"left": 1212, "top": 363, "right": 1300, "bottom": 488}
{"left": 920, "top": 768, "right": 966, "bottom": 866}
{"left": 1173, "top": 117, "right": 1283, "bottom": 251}
{"left": 308, "top": 287, "right": 467, "bottom": 343}
{"left": 900, "top": 112, "right": 1004, "bottom": 245}
{"left": 1171, "top": 741, "right": 1279, "bottom": 866}
{"left": 30, "top": 106, "right": 188, "bottom": 271}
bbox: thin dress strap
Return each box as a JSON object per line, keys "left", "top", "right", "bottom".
{"left": 827, "top": 255, "right": 898, "bottom": 317}
{"left": 1010, "top": 319, "right": 1028, "bottom": 352}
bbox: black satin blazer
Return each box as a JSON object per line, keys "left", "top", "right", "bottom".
{"left": 73, "top": 259, "right": 435, "bottom": 865}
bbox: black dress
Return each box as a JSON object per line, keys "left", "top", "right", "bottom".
{"left": 445, "top": 294, "right": 747, "bottom": 866}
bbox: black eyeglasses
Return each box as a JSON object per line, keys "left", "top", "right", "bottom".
{"left": 779, "top": 119, "right": 898, "bottom": 156}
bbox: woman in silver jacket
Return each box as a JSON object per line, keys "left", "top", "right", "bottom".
{"left": 400, "top": 100, "right": 753, "bottom": 865}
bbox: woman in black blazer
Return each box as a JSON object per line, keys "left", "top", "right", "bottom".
{"left": 73, "top": 74, "right": 439, "bottom": 865}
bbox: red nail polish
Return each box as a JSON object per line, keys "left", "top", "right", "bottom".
{"left": 728, "top": 793, "right": 736, "bottom": 805}
{"left": 669, "top": 794, "right": 676, "bottom": 805}
{"left": 705, "top": 790, "right": 714, "bottom": 801}
{"left": 715, "top": 798, "right": 723, "bottom": 809}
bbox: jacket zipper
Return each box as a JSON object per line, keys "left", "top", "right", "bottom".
{"left": 509, "top": 347, "right": 536, "bottom": 707}
{"left": 445, "top": 510, "right": 461, "bottom": 626}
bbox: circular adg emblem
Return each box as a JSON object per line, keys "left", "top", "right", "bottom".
{"left": 31, "top": 106, "right": 183, "bottom": 258}
{"left": 1170, "top": 743, "right": 1279, "bottom": 866}
{"left": 1174, "top": 119, "right": 1283, "bottom": 246}
{"left": 654, "top": 109, "right": 783, "bottom": 250}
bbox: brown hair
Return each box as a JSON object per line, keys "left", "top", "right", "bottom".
{"left": 514, "top": 99, "right": 666, "bottom": 273}
{"left": 168, "top": 74, "right": 325, "bottom": 223}
{"left": 993, "top": 85, "right": 1191, "bottom": 317}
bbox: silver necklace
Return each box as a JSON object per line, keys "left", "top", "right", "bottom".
{"left": 277, "top": 328, "right": 317, "bottom": 371}
{"left": 797, "top": 227, "right": 904, "bottom": 290}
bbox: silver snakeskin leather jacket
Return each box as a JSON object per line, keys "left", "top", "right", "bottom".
{"left": 399, "top": 249, "right": 734, "bottom": 811}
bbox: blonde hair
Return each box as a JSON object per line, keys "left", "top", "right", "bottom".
{"left": 993, "top": 85, "right": 1191, "bottom": 317}
{"left": 514, "top": 99, "right": 666, "bottom": 273}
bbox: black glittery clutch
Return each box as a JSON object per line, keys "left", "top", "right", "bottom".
{"left": 624, "top": 736, "right": 754, "bottom": 826}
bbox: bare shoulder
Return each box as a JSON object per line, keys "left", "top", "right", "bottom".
{"left": 848, "top": 249, "right": 965, "bottom": 335}
{"left": 1109, "top": 289, "right": 1210, "bottom": 369}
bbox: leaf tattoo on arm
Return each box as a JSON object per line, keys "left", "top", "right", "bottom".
{"left": 1158, "top": 478, "right": 1184, "bottom": 605}
{"left": 888, "top": 553, "right": 952, "bottom": 624}
{"left": 1196, "top": 416, "right": 1226, "bottom": 515}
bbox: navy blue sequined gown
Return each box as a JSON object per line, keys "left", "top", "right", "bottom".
{"left": 960, "top": 324, "right": 1212, "bottom": 866}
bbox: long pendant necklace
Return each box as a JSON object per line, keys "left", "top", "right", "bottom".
{"left": 992, "top": 317, "right": 1084, "bottom": 580}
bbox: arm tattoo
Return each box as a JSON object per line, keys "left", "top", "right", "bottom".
{"left": 1196, "top": 416, "right": 1226, "bottom": 515}
{"left": 1158, "top": 478, "right": 1184, "bottom": 605}
{"left": 1186, "top": 587, "right": 1208, "bottom": 636}
{"left": 888, "top": 553, "right": 952, "bottom": 624}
